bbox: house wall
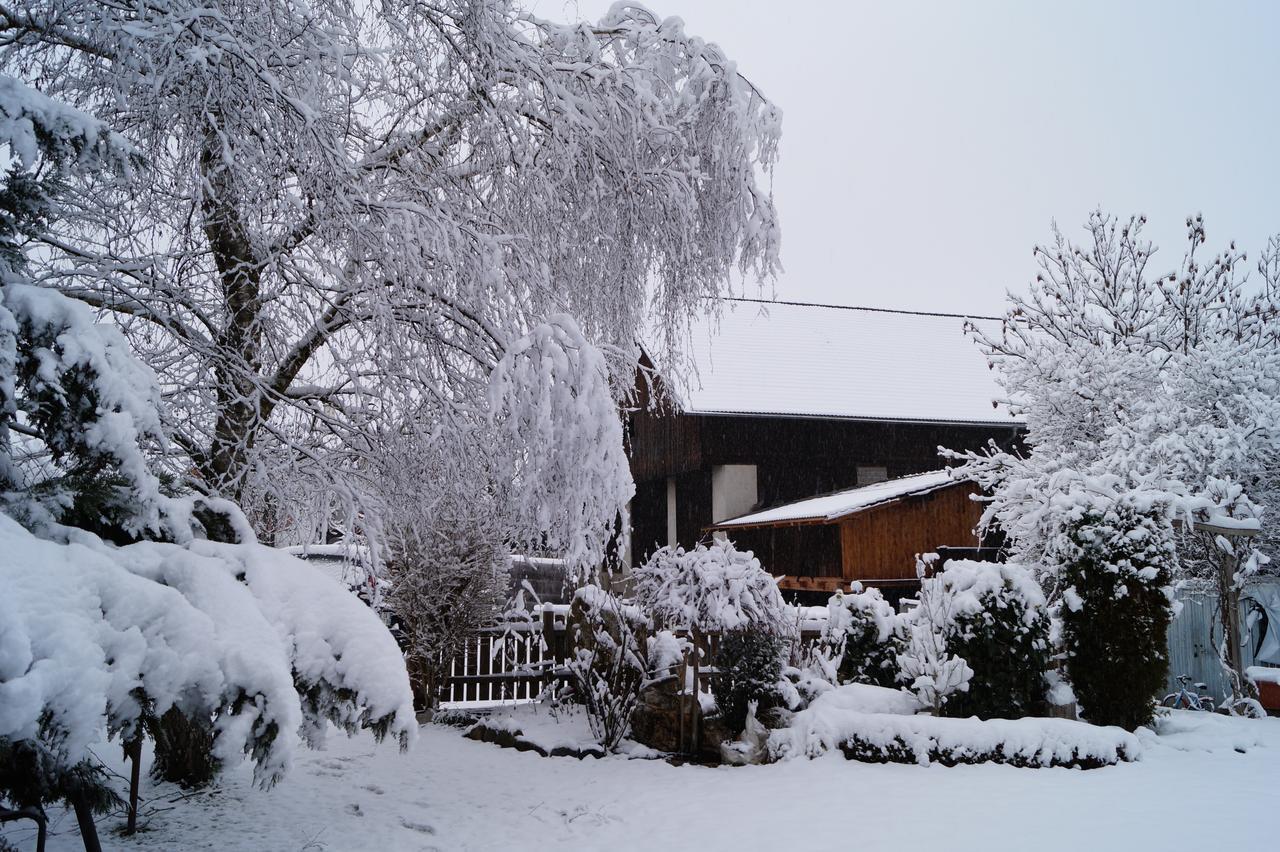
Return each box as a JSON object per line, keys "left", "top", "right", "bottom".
{"left": 626, "top": 409, "right": 1020, "bottom": 565}
{"left": 838, "top": 483, "right": 983, "bottom": 582}
{"left": 724, "top": 523, "right": 843, "bottom": 578}
{"left": 711, "top": 464, "right": 759, "bottom": 522}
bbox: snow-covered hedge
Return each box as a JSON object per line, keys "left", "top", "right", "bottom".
{"left": 631, "top": 539, "right": 791, "bottom": 634}
{"left": 768, "top": 684, "right": 1137, "bottom": 769}
{"left": 1057, "top": 494, "right": 1176, "bottom": 731}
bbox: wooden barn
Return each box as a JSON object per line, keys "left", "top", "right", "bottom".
{"left": 706, "top": 471, "right": 986, "bottom": 599}
{"left": 625, "top": 299, "right": 1023, "bottom": 593}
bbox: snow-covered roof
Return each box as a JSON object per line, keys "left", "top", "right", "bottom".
{"left": 669, "top": 300, "right": 1020, "bottom": 425}
{"left": 713, "top": 470, "right": 962, "bottom": 528}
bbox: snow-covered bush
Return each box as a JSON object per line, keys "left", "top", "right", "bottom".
{"left": 0, "top": 98, "right": 415, "bottom": 823}
{"left": 566, "top": 585, "right": 650, "bottom": 751}
{"left": 713, "top": 631, "right": 788, "bottom": 735}
{"left": 896, "top": 563, "right": 973, "bottom": 716}
{"left": 631, "top": 539, "right": 792, "bottom": 635}
{"left": 818, "top": 583, "right": 902, "bottom": 689}
{"left": 1057, "top": 494, "right": 1176, "bottom": 730}
{"left": 936, "top": 560, "right": 1051, "bottom": 720}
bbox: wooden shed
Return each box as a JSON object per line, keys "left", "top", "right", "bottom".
{"left": 707, "top": 471, "right": 984, "bottom": 597}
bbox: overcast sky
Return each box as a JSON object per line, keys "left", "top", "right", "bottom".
{"left": 556, "top": 0, "right": 1280, "bottom": 316}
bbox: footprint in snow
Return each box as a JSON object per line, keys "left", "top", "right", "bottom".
{"left": 361, "top": 784, "right": 385, "bottom": 795}
{"left": 344, "top": 803, "right": 364, "bottom": 817}
{"left": 400, "top": 819, "right": 436, "bottom": 835}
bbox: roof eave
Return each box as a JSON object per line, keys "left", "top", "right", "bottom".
{"left": 682, "top": 408, "right": 1025, "bottom": 428}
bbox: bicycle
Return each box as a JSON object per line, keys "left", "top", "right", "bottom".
{"left": 1161, "top": 674, "right": 1216, "bottom": 712}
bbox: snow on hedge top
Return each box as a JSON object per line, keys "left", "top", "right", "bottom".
{"left": 667, "top": 300, "right": 1020, "bottom": 425}
{"left": 933, "top": 559, "right": 1047, "bottom": 624}
{"left": 715, "top": 470, "right": 961, "bottom": 527}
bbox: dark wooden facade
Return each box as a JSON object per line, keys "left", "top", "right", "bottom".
{"left": 626, "top": 406, "right": 1021, "bottom": 567}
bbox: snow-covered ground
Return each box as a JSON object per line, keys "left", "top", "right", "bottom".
{"left": 5, "top": 710, "right": 1277, "bottom": 852}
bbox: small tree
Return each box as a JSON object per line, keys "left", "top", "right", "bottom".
{"left": 818, "top": 583, "right": 901, "bottom": 688}
{"left": 384, "top": 519, "right": 510, "bottom": 711}
{"left": 566, "top": 585, "right": 649, "bottom": 751}
{"left": 937, "top": 561, "right": 1051, "bottom": 720}
{"left": 897, "top": 561, "right": 973, "bottom": 715}
{"left": 1057, "top": 495, "right": 1176, "bottom": 731}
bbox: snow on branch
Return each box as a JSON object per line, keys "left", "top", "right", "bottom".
{"left": 631, "top": 539, "right": 792, "bottom": 634}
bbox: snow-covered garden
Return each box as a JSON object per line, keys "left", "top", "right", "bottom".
{"left": 3, "top": 1, "right": 1280, "bottom": 851}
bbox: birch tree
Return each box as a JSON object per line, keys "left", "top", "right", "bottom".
{"left": 1, "top": 0, "right": 781, "bottom": 556}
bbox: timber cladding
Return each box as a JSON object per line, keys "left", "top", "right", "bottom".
{"left": 708, "top": 481, "right": 984, "bottom": 585}
{"left": 838, "top": 482, "right": 983, "bottom": 581}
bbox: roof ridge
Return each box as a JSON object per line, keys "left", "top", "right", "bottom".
{"left": 720, "top": 296, "right": 1003, "bottom": 323}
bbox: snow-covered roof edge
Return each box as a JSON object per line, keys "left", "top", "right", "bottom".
{"left": 712, "top": 470, "right": 965, "bottom": 528}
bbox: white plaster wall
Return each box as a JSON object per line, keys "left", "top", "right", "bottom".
{"left": 711, "top": 464, "right": 759, "bottom": 523}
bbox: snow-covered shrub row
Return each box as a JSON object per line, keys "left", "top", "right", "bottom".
{"left": 0, "top": 516, "right": 416, "bottom": 787}
{"left": 835, "top": 714, "right": 1137, "bottom": 769}
{"left": 816, "top": 583, "right": 901, "bottom": 688}
{"left": 768, "top": 685, "right": 1137, "bottom": 768}
{"left": 631, "top": 539, "right": 792, "bottom": 634}
{"left": 930, "top": 560, "right": 1051, "bottom": 720}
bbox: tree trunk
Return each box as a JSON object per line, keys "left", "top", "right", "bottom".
{"left": 69, "top": 791, "right": 102, "bottom": 852}
{"left": 200, "top": 126, "right": 265, "bottom": 502}
{"left": 1214, "top": 541, "right": 1258, "bottom": 705}
{"left": 124, "top": 734, "right": 142, "bottom": 834}
{"left": 147, "top": 709, "right": 218, "bottom": 789}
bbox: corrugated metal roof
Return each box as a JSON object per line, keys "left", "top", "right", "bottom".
{"left": 713, "top": 469, "right": 960, "bottom": 528}
{"left": 670, "top": 299, "right": 1020, "bottom": 425}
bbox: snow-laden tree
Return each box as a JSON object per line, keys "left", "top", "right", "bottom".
{"left": 896, "top": 560, "right": 973, "bottom": 716}
{"left": 631, "top": 539, "right": 792, "bottom": 635}
{"left": 0, "top": 78, "right": 414, "bottom": 835}
{"left": 1, "top": 1, "right": 781, "bottom": 562}
{"left": 949, "top": 212, "right": 1280, "bottom": 706}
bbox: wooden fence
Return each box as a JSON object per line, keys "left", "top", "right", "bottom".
{"left": 440, "top": 607, "right": 570, "bottom": 707}
{"left": 439, "top": 605, "right": 828, "bottom": 709}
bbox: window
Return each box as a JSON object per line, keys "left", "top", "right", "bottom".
{"left": 857, "top": 465, "right": 888, "bottom": 485}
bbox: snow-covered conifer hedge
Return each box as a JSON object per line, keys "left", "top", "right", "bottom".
{"left": 819, "top": 583, "right": 901, "bottom": 689}
{"left": 934, "top": 560, "right": 1051, "bottom": 720}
